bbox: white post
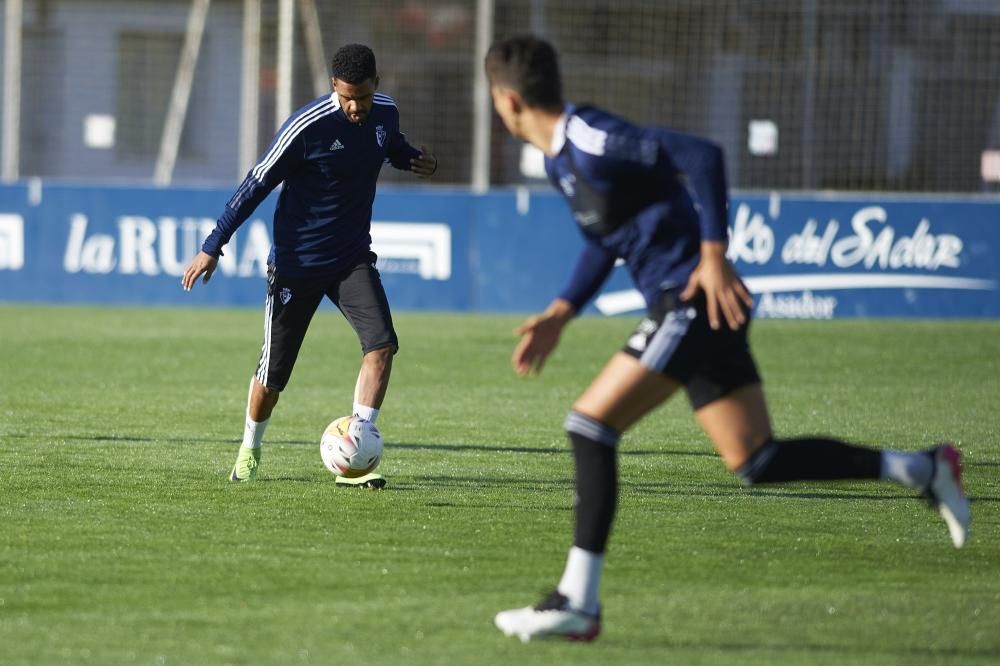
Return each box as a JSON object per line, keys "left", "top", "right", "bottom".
{"left": 471, "top": 0, "right": 494, "bottom": 192}
{"left": 154, "top": 0, "right": 211, "bottom": 186}
{"left": 801, "top": 0, "right": 817, "bottom": 189}
{"left": 275, "top": 0, "right": 295, "bottom": 129}
{"left": 298, "top": 0, "right": 329, "bottom": 98}
{"left": 2, "top": 0, "right": 23, "bottom": 181}
{"left": 238, "top": 0, "right": 261, "bottom": 178}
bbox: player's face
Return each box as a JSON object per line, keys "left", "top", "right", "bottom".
{"left": 333, "top": 77, "right": 379, "bottom": 124}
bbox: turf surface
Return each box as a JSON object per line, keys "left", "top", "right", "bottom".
{"left": 1, "top": 304, "right": 998, "bottom": 665}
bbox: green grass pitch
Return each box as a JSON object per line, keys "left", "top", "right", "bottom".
{"left": 1, "top": 304, "right": 998, "bottom": 665}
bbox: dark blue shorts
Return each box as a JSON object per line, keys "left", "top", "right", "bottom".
{"left": 622, "top": 290, "right": 761, "bottom": 410}
{"left": 255, "top": 253, "right": 398, "bottom": 391}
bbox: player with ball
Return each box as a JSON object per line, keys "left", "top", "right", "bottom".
{"left": 182, "top": 44, "right": 437, "bottom": 487}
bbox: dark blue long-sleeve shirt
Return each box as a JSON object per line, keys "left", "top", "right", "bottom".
{"left": 202, "top": 92, "right": 422, "bottom": 277}
{"left": 545, "top": 104, "right": 730, "bottom": 311}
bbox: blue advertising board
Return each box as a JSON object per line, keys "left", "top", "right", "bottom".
{"left": 592, "top": 193, "right": 1000, "bottom": 318}
{"left": 0, "top": 181, "right": 997, "bottom": 317}
{"left": 730, "top": 193, "right": 999, "bottom": 319}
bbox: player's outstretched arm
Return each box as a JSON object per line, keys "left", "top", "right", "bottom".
{"left": 512, "top": 298, "right": 575, "bottom": 376}
{"left": 181, "top": 251, "right": 219, "bottom": 292}
{"left": 680, "top": 241, "right": 752, "bottom": 330}
{"left": 409, "top": 145, "right": 438, "bottom": 178}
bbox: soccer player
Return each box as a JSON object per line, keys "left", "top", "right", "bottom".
{"left": 484, "top": 35, "right": 970, "bottom": 643}
{"left": 182, "top": 44, "right": 437, "bottom": 486}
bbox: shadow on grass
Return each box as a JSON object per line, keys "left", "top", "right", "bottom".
{"left": 236, "top": 475, "right": 1000, "bottom": 505}
{"left": 966, "top": 460, "right": 1000, "bottom": 468}
{"left": 17, "top": 433, "right": 245, "bottom": 445}
{"left": 41, "top": 433, "right": 718, "bottom": 458}
{"left": 379, "top": 442, "right": 719, "bottom": 458}
{"left": 641, "top": 481, "right": 1000, "bottom": 504}
{"left": 644, "top": 639, "right": 1000, "bottom": 661}
{"left": 25, "top": 434, "right": 1000, "bottom": 504}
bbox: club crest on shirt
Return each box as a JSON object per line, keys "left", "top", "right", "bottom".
{"left": 375, "top": 125, "right": 386, "bottom": 147}
{"left": 280, "top": 287, "right": 292, "bottom": 305}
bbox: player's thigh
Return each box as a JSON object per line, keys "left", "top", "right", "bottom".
{"left": 573, "top": 352, "right": 681, "bottom": 432}
{"left": 256, "top": 268, "right": 325, "bottom": 390}
{"left": 330, "top": 257, "right": 399, "bottom": 354}
{"left": 694, "top": 383, "right": 773, "bottom": 470}
{"left": 681, "top": 300, "right": 770, "bottom": 469}
{"left": 578, "top": 292, "right": 707, "bottom": 430}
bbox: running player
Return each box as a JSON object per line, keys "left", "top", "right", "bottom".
{"left": 484, "top": 34, "right": 970, "bottom": 643}
{"left": 182, "top": 44, "right": 437, "bottom": 487}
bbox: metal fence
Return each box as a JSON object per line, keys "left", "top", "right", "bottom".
{"left": 2, "top": 0, "right": 999, "bottom": 192}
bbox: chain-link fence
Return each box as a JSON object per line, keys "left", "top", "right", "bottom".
{"left": 2, "top": 0, "right": 999, "bottom": 192}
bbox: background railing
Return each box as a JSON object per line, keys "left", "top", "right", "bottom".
{"left": 2, "top": 0, "right": 999, "bottom": 193}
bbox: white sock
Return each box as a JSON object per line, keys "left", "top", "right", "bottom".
{"left": 557, "top": 546, "right": 603, "bottom": 616}
{"left": 880, "top": 450, "right": 932, "bottom": 489}
{"left": 353, "top": 403, "right": 379, "bottom": 424}
{"left": 242, "top": 414, "right": 269, "bottom": 449}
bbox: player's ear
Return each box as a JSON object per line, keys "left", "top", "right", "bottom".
{"left": 373, "top": 75, "right": 380, "bottom": 91}
{"left": 508, "top": 91, "right": 524, "bottom": 115}
{"left": 492, "top": 87, "right": 515, "bottom": 111}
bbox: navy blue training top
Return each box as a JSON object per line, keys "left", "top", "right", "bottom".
{"left": 202, "top": 92, "right": 422, "bottom": 277}
{"left": 545, "top": 104, "right": 730, "bottom": 311}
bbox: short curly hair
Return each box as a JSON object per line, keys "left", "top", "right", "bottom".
{"left": 331, "top": 44, "right": 377, "bottom": 84}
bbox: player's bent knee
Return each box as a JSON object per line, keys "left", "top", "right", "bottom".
{"left": 364, "top": 345, "right": 396, "bottom": 362}
{"left": 254, "top": 378, "right": 282, "bottom": 396}
{"left": 367, "top": 344, "right": 393, "bottom": 354}
{"left": 735, "top": 438, "right": 778, "bottom": 486}
{"left": 718, "top": 442, "right": 759, "bottom": 473}
{"left": 261, "top": 385, "right": 282, "bottom": 406}
{"left": 564, "top": 410, "right": 621, "bottom": 448}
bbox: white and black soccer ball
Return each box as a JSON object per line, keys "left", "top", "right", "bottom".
{"left": 320, "top": 415, "right": 383, "bottom": 478}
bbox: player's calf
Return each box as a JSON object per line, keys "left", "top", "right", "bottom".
{"left": 737, "top": 437, "right": 970, "bottom": 547}
{"left": 736, "top": 437, "right": 881, "bottom": 485}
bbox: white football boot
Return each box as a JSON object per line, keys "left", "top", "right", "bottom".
{"left": 925, "top": 444, "right": 970, "bottom": 548}
{"left": 495, "top": 590, "right": 601, "bottom": 643}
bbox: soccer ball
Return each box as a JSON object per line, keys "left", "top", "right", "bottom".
{"left": 320, "top": 415, "right": 383, "bottom": 478}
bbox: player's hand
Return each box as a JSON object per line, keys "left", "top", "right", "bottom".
{"left": 680, "top": 241, "right": 752, "bottom": 330}
{"left": 181, "top": 251, "right": 219, "bottom": 291}
{"left": 512, "top": 299, "right": 574, "bottom": 376}
{"left": 410, "top": 145, "right": 438, "bottom": 178}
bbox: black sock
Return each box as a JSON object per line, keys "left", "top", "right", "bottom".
{"left": 568, "top": 431, "right": 618, "bottom": 553}
{"left": 738, "top": 437, "right": 881, "bottom": 485}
